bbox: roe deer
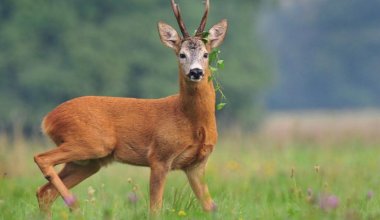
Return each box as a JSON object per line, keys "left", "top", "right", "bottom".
{"left": 34, "top": 0, "right": 227, "bottom": 216}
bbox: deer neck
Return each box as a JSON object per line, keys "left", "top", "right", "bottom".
{"left": 178, "top": 69, "right": 216, "bottom": 125}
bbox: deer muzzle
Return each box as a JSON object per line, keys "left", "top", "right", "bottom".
{"left": 188, "top": 68, "right": 204, "bottom": 81}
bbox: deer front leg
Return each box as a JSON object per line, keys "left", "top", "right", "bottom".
{"left": 185, "top": 163, "right": 217, "bottom": 212}
{"left": 149, "top": 163, "right": 169, "bottom": 214}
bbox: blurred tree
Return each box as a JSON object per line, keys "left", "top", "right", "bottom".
{"left": 260, "top": 0, "right": 380, "bottom": 110}
{"left": 0, "top": 0, "right": 269, "bottom": 135}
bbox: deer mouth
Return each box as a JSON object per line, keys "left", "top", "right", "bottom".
{"left": 188, "top": 74, "right": 204, "bottom": 82}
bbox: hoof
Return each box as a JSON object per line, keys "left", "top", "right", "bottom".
{"left": 210, "top": 201, "right": 218, "bottom": 212}
{"left": 204, "top": 201, "right": 218, "bottom": 212}
{"left": 64, "top": 195, "right": 77, "bottom": 208}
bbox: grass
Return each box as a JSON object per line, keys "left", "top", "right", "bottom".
{"left": 1, "top": 134, "right": 380, "bottom": 219}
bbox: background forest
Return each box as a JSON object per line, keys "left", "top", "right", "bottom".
{"left": 1, "top": 0, "right": 379, "bottom": 135}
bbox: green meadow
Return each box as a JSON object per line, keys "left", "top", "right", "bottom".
{"left": 1, "top": 129, "right": 379, "bottom": 220}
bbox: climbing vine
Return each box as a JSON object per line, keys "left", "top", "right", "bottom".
{"left": 202, "top": 32, "right": 227, "bottom": 110}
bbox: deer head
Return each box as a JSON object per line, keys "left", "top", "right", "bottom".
{"left": 158, "top": 0, "right": 228, "bottom": 83}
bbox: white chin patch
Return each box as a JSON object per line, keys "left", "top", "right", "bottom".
{"left": 189, "top": 75, "right": 203, "bottom": 82}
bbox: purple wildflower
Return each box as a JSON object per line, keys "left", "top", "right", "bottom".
{"left": 320, "top": 194, "right": 339, "bottom": 211}
{"left": 367, "top": 190, "right": 374, "bottom": 200}
{"left": 128, "top": 192, "right": 138, "bottom": 204}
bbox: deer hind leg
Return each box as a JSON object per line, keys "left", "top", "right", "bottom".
{"left": 36, "top": 163, "right": 75, "bottom": 214}
{"left": 34, "top": 142, "right": 111, "bottom": 211}
{"left": 36, "top": 161, "right": 101, "bottom": 215}
{"left": 185, "top": 162, "right": 217, "bottom": 212}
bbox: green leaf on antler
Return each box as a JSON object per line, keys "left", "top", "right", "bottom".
{"left": 208, "top": 75, "right": 213, "bottom": 82}
{"left": 208, "top": 48, "right": 226, "bottom": 111}
{"left": 210, "top": 66, "right": 218, "bottom": 73}
{"left": 201, "top": 31, "right": 210, "bottom": 44}
{"left": 217, "top": 60, "right": 224, "bottom": 69}
{"left": 216, "top": 102, "right": 227, "bottom": 110}
{"left": 209, "top": 49, "right": 219, "bottom": 64}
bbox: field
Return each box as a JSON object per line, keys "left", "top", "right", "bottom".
{"left": 1, "top": 112, "right": 380, "bottom": 220}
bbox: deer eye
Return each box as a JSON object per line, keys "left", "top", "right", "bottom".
{"left": 203, "top": 53, "right": 208, "bottom": 58}
{"left": 179, "top": 53, "right": 186, "bottom": 59}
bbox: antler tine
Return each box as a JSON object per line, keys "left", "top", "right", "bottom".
{"left": 171, "top": 0, "right": 190, "bottom": 38}
{"left": 195, "top": 0, "right": 210, "bottom": 36}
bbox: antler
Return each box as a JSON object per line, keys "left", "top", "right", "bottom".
{"left": 171, "top": 0, "right": 190, "bottom": 38}
{"left": 195, "top": 0, "right": 210, "bottom": 36}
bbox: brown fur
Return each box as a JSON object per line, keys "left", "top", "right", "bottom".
{"left": 34, "top": 13, "right": 227, "bottom": 218}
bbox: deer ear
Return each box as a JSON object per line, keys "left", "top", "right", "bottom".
{"left": 208, "top": 19, "right": 228, "bottom": 48}
{"left": 158, "top": 21, "right": 181, "bottom": 50}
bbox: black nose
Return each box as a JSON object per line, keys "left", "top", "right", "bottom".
{"left": 189, "top": 68, "right": 204, "bottom": 80}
